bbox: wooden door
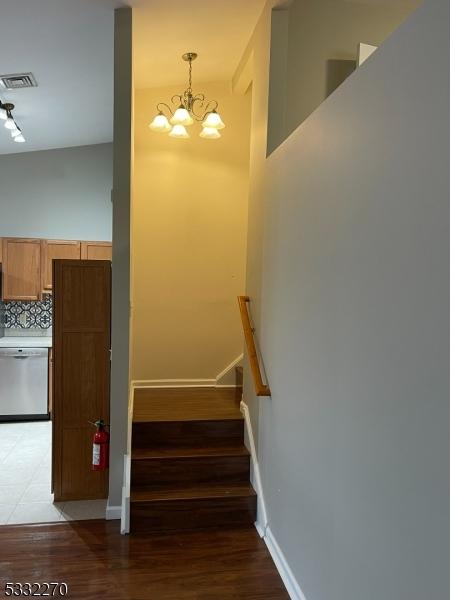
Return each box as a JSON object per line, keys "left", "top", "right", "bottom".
{"left": 41, "top": 240, "right": 81, "bottom": 292}
{"left": 2, "top": 238, "right": 41, "bottom": 301}
{"left": 81, "top": 241, "right": 112, "bottom": 261}
{"left": 53, "top": 260, "right": 111, "bottom": 502}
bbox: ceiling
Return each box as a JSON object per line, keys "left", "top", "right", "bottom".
{"left": 132, "top": 0, "right": 265, "bottom": 90}
{"left": 0, "top": 0, "right": 264, "bottom": 155}
{"left": 0, "top": 0, "right": 121, "bottom": 155}
{"left": 345, "top": 0, "right": 421, "bottom": 6}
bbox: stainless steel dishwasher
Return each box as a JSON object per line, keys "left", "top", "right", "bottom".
{"left": 0, "top": 347, "right": 49, "bottom": 421}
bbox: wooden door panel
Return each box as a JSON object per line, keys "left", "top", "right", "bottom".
{"left": 61, "top": 333, "right": 109, "bottom": 425}
{"left": 41, "top": 240, "right": 81, "bottom": 292}
{"left": 2, "top": 238, "right": 41, "bottom": 301}
{"left": 61, "top": 428, "right": 108, "bottom": 500}
{"left": 61, "top": 265, "right": 109, "bottom": 331}
{"left": 53, "top": 260, "right": 111, "bottom": 502}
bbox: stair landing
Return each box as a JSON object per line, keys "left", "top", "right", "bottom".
{"left": 133, "top": 387, "right": 242, "bottom": 422}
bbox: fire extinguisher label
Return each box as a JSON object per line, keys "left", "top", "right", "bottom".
{"left": 93, "top": 443, "right": 101, "bottom": 466}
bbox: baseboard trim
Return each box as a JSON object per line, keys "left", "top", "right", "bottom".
{"left": 131, "top": 355, "right": 244, "bottom": 390}
{"left": 241, "top": 401, "right": 306, "bottom": 600}
{"left": 120, "top": 452, "right": 131, "bottom": 534}
{"left": 254, "top": 521, "right": 266, "bottom": 538}
{"left": 264, "top": 527, "right": 307, "bottom": 600}
{"left": 240, "top": 400, "right": 268, "bottom": 531}
{"left": 216, "top": 354, "right": 244, "bottom": 386}
{"left": 132, "top": 380, "right": 238, "bottom": 389}
{"left": 132, "top": 379, "right": 216, "bottom": 388}
{"left": 106, "top": 503, "right": 122, "bottom": 520}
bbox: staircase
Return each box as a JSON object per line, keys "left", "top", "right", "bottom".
{"left": 130, "top": 387, "right": 257, "bottom": 531}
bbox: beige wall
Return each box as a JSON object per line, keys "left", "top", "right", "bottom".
{"left": 131, "top": 82, "right": 251, "bottom": 382}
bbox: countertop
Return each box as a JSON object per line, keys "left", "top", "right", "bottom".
{"left": 0, "top": 337, "right": 52, "bottom": 348}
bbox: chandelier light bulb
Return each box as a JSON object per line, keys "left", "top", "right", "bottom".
{"left": 170, "top": 106, "right": 194, "bottom": 126}
{"left": 4, "top": 116, "right": 16, "bottom": 130}
{"left": 202, "top": 110, "right": 225, "bottom": 130}
{"left": 1, "top": 103, "right": 25, "bottom": 143}
{"left": 200, "top": 127, "right": 221, "bottom": 140}
{"left": 169, "top": 124, "right": 189, "bottom": 139}
{"left": 149, "top": 112, "right": 171, "bottom": 132}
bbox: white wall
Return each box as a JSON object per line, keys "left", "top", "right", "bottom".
{"left": 282, "top": 0, "right": 421, "bottom": 142}
{"left": 243, "top": 0, "right": 450, "bottom": 598}
{"left": 108, "top": 7, "right": 132, "bottom": 515}
{"left": 0, "top": 143, "right": 113, "bottom": 240}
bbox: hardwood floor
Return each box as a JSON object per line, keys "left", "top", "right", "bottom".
{"left": 0, "top": 520, "right": 289, "bottom": 599}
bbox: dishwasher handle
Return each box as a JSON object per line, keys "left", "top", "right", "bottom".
{"left": 0, "top": 348, "right": 49, "bottom": 359}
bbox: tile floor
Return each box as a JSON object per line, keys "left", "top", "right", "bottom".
{"left": 0, "top": 421, "right": 107, "bottom": 525}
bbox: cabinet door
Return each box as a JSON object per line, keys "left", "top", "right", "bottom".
{"left": 2, "top": 238, "right": 41, "bottom": 301}
{"left": 80, "top": 241, "right": 112, "bottom": 261}
{"left": 41, "top": 240, "right": 81, "bottom": 292}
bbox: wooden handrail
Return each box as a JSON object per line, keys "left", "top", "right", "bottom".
{"left": 238, "top": 296, "right": 271, "bottom": 397}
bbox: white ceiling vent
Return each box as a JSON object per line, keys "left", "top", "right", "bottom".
{"left": 0, "top": 73, "right": 38, "bottom": 90}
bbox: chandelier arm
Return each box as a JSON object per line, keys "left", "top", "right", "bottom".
{"left": 202, "top": 100, "right": 219, "bottom": 116}
{"left": 171, "top": 94, "right": 183, "bottom": 107}
{"left": 157, "top": 102, "right": 174, "bottom": 117}
{"left": 190, "top": 98, "right": 219, "bottom": 121}
{"left": 189, "top": 96, "right": 209, "bottom": 121}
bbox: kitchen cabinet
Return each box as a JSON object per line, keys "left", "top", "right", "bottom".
{"left": 41, "top": 240, "right": 81, "bottom": 292}
{"left": 1, "top": 238, "right": 112, "bottom": 300}
{"left": 2, "top": 238, "right": 41, "bottom": 301}
{"left": 81, "top": 241, "right": 112, "bottom": 261}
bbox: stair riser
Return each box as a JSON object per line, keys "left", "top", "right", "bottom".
{"left": 130, "top": 496, "right": 257, "bottom": 531}
{"left": 131, "top": 455, "right": 250, "bottom": 488}
{"left": 132, "top": 419, "right": 244, "bottom": 449}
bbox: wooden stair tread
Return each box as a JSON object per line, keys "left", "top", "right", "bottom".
{"left": 133, "top": 387, "right": 242, "bottom": 422}
{"left": 132, "top": 445, "right": 249, "bottom": 460}
{"left": 131, "top": 483, "right": 256, "bottom": 503}
{"left": 130, "top": 387, "right": 255, "bottom": 533}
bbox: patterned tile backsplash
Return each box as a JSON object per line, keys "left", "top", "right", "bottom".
{"left": 0, "top": 301, "right": 5, "bottom": 331}
{"left": 3, "top": 296, "right": 53, "bottom": 329}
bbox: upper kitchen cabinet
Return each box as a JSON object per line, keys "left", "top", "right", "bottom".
{"left": 41, "top": 240, "right": 81, "bottom": 292}
{"left": 2, "top": 238, "right": 42, "bottom": 301}
{"left": 81, "top": 241, "right": 112, "bottom": 261}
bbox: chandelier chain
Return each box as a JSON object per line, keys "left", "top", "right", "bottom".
{"left": 188, "top": 58, "right": 193, "bottom": 93}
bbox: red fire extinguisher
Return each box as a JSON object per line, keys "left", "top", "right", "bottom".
{"left": 92, "top": 419, "right": 109, "bottom": 471}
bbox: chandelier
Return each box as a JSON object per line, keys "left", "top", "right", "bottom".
{"left": 149, "top": 52, "right": 225, "bottom": 140}
{"left": 0, "top": 101, "right": 25, "bottom": 143}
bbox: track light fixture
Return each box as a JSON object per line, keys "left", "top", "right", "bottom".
{"left": 149, "top": 52, "right": 225, "bottom": 140}
{"left": 0, "top": 102, "right": 25, "bottom": 143}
